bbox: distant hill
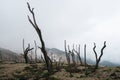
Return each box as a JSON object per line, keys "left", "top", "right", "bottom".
{"left": 86, "top": 58, "right": 120, "bottom": 66}
{"left": 0, "top": 47, "right": 119, "bottom": 66}
{"left": 0, "top": 47, "right": 19, "bottom": 61}
{"left": 46, "top": 48, "right": 120, "bottom": 66}
{"left": 46, "top": 48, "right": 66, "bottom": 61}
{"left": 100, "top": 61, "right": 120, "bottom": 66}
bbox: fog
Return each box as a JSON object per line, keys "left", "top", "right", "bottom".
{"left": 0, "top": 0, "right": 120, "bottom": 63}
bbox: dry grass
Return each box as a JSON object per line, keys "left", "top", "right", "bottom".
{"left": 0, "top": 62, "right": 120, "bottom": 80}
{"left": 0, "top": 63, "right": 28, "bottom": 79}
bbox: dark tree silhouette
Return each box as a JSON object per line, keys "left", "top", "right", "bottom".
{"left": 93, "top": 41, "right": 106, "bottom": 72}
{"left": 68, "top": 45, "right": 76, "bottom": 65}
{"left": 73, "top": 45, "right": 82, "bottom": 65}
{"left": 64, "top": 40, "right": 73, "bottom": 76}
{"left": 84, "top": 44, "right": 87, "bottom": 75}
{"left": 64, "top": 40, "right": 70, "bottom": 65}
{"left": 23, "top": 39, "right": 34, "bottom": 64}
{"left": 27, "top": 2, "right": 52, "bottom": 72}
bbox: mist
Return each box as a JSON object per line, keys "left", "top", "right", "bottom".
{"left": 0, "top": 0, "right": 120, "bottom": 64}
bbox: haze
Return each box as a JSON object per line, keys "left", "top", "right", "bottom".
{"left": 0, "top": 0, "right": 120, "bottom": 64}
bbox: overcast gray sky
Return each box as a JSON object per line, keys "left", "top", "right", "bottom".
{"left": 0, "top": 0, "right": 120, "bottom": 63}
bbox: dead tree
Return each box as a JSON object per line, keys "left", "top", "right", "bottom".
{"left": 58, "top": 57, "right": 62, "bottom": 67}
{"left": 84, "top": 44, "right": 87, "bottom": 75}
{"left": 72, "top": 50, "right": 76, "bottom": 65}
{"left": 93, "top": 41, "right": 106, "bottom": 72}
{"left": 23, "top": 39, "right": 34, "bottom": 64}
{"left": 50, "top": 52, "right": 54, "bottom": 62}
{"left": 64, "top": 40, "right": 72, "bottom": 76}
{"left": 64, "top": 40, "right": 70, "bottom": 65}
{"left": 38, "top": 46, "right": 53, "bottom": 66}
{"left": 29, "top": 50, "right": 34, "bottom": 63}
{"left": 73, "top": 45, "right": 82, "bottom": 65}
{"left": 34, "top": 40, "right": 37, "bottom": 63}
{"left": 27, "top": 2, "right": 52, "bottom": 72}
{"left": 55, "top": 57, "right": 62, "bottom": 70}
{"left": 68, "top": 45, "right": 76, "bottom": 65}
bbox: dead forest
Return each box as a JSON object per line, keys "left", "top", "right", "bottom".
{"left": 0, "top": 2, "right": 120, "bottom": 80}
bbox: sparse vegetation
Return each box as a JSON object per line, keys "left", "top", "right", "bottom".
{"left": 0, "top": 62, "right": 120, "bottom": 80}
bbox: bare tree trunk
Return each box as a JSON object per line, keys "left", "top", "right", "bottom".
{"left": 34, "top": 40, "right": 37, "bottom": 63}
{"left": 78, "top": 45, "right": 82, "bottom": 65}
{"left": 29, "top": 50, "right": 33, "bottom": 63}
{"left": 50, "top": 52, "right": 54, "bottom": 62}
{"left": 58, "top": 57, "right": 62, "bottom": 67}
{"left": 64, "top": 40, "right": 70, "bottom": 65}
{"left": 84, "top": 44, "right": 87, "bottom": 75}
{"left": 23, "top": 39, "right": 25, "bottom": 54}
{"left": 68, "top": 45, "right": 76, "bottom": 65}
{"left": 73, "top": 44, "right": 82, "bottom": 65}
{"left": 71, "top": 50, "right": 76, "bottom": 65}
{"left": 93, "top": 43, "right": 97, "bottom": 64}
{"left": 27, "top": 2, "right": 52, "bottom": 72}
{"left": 64, "top": 40, "right": 72, "bottom": 75}
{"left": 23, "top": 40, "right": 34, "bottom": 64}
{"left": 93, "top": 41, "right": 106, "bottom": 72}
